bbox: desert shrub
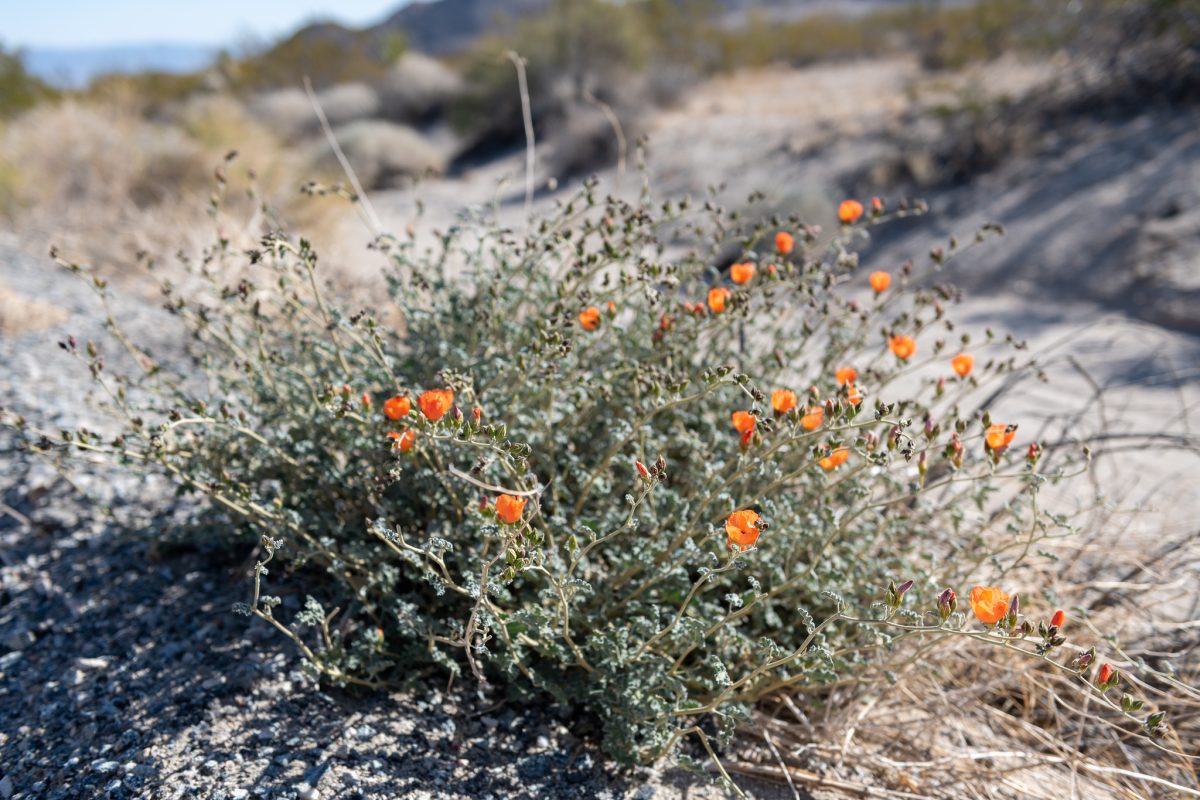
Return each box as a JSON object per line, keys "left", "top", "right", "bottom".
{"left": 313, "top": 82, "right": 380, "bottom": 127}
{"left": 377, "top": 52, "right": 464, "bottom": 124}
{"left": 449, "top": 0, "right": 651, "bottom": 156}
{"left": 226, "top": 24, "right": 386, "bottom": 93}
{"left": 311, "top": 120, "right": 445, "bottom": 189}
{"left": 15, "top": 175, "right": 1187, "bottom": 788}
{"left": 0, "top": 45, "right": 56, "bottom": 119}
{"left": 248, "top": 87, "right": 315, "bottom": 141}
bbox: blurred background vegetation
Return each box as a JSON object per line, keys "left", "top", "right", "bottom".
{"left": 1, "top": 0, "right": 1197, "bottom": 315}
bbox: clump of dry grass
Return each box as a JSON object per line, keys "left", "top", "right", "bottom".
{"left": 0, "top": 94, "right": 347, "bottom": 280}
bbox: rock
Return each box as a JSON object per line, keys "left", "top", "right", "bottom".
{"left": 0, "top": 775, "right": 12, "bottom": 799}
{"left": 4, "top": 628, "right": 34, "bottom": 651}
{"left": 77, "top": 656, "right": 111, "bottom": 670}
{"left": 296, "top": 783, "right": 320, "bottom": 800}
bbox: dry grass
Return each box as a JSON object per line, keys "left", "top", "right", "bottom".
{"left": 0, "top": 94, "right": 358, "bottom": 285}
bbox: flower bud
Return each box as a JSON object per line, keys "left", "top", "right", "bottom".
{"left": 936, "top": 376, "right": 945, "bottom": 397}
{"left": 1027, "top": 442, "right": 1041, "bottom": 464}
{"left": 937, "top": 588, "right": 956, "bottom": 620}
{"left": 1050, "top": 609, "right": 1065, "bottom": 629}
{"left": 635, "top": 460, "right": 650, "bottom": 480}
{"left": 472, "top": 406, "right": 483, "bottom": 424}
{"left": 1072, "top": 646, "right": 1095, "bottom": 672}
{"left": 1097, "top": 663, "right": 1118, "bottom": 690}
{"left": 361, "top": 392, "right": 372, "bottom": 408}
{"left": 451, "top": 405, "right": 463, "bottom": 423}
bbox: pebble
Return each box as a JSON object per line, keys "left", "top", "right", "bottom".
{"left": 4, "top": 628, "right": 34, "bottom": 651}
{"left": 296, "top": 784, "right": 320, "bottom": 800}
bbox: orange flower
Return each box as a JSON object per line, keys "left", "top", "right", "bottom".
{"left": 838, "top": 199, "right": 864, "bottom": 224}
{"left": 774, "top": 231, "right": 794, "bottom": 255}
{"left": 801, "top": 406, "right": 824, "bottom": 431}
{"left": 771, "top": 389, "right": 798, "bottom": 415}
{"left": 387, "top": 429, "right": 415, "bottom": 453}
{"left": 969, "top": 586, "right": 1011, "bottom": 625}
{"left": 869, "top": 271, "right": 891, "bottom": 294}
{"left": 889, "top": 335, "right": 916, "bottom": 360}
{"left": 818, "top": 447, "right": 849, "bottom": 470}
{"left": 731, "top": 410, "right": 757, "bottom": 435}
{"left": 494, "top": 494, "right": 527, "bottom": 525}
{"left": 1097, "top": 663, "right": 1116, "bottom": 687}
{"left": 1050, "top": 609, "right": 1065, "bottom": 629}
{"left": 985, "top": 423, "right": 1016, "bottom": 451}
{"left": 726, "top": 509, "right": 761, "bottom": 548}
{"left": 951, "top": 353, "right": 974, "bottom": 377}
{"left": 659, "top": 314, "right": 674, "bottom": 331}
{"left": 708, "top": 287, "right": 732, "bottom": 312}
{"left": 846, "top": 384, "right": 863, "bottom": 406}
{"left": 383, "top": 395, "right": 411, "bottom": 421}
{"left": 579, "top": 306, "right": 601, "bottom": 331}
{"left": 730, "top": 262, "right": 756, "bottom": 284}
{"left": 835, "top": 367, "right": 857, "bottom": 386}
{"left": 418, "top": 388, "right": 454, "bottom": 421}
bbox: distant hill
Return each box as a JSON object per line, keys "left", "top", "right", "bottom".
{"left": 375, "top": 0, "right": 550, "bottom": 55}
{"left": 24, "top": 43, "right": 218, "bottom": 88}
{"left": 297, "top": 0, "right": 928, "bottom": 58}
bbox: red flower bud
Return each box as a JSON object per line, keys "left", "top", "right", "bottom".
{"left": 635, "top": 460, "right": 650, "bottom": 479}
{"left": 1050, "top": 609, "right": 1065, "bottom": 629}
{"left": 1097, "top": 663, "right": 1117, "bottom": 688}
{"left": 937, "top": 588, "right": 957, "bottom": 620}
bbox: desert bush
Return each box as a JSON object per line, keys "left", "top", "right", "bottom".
{"left": 312, "top": 119, "right": 445, "bottom": 189}
{"left": 248, "top": 87, "right": 315, "bottom": 141}
{"left": 0, "top": 45, "right": 57, "bottom": 119}
{"left": 378, "top": 52, "right": 464, "bottom": 124}
{"left": 313, "top": 82, "right": 381, "bottom": 127}
{"left": 449, "top": 0, "right": 651, "bottom": 157}
{"left": 13, "top": 174, "right": 1190, "bottom": 790}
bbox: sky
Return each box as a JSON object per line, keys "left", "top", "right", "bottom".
{"left": 2, "top": 0, "right": 406, "bottom": 49}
